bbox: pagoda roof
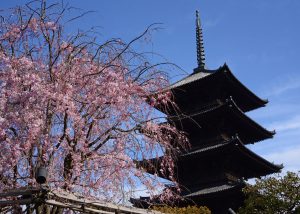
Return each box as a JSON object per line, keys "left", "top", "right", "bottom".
{"left": 179, "top": 136, "right": 282, "bottom": 179}
{"left": 137, "top": 136, "right": 282, "bottom": 180}
{"left": 130, "top": 181, "right": 245, "bottom": 210}
{"left": 170, "top": 97, "right": 275, "bottom": 144}
{"left": 164, "top": 64, "right": 267, "bottom": 113}
{"left": 183, "top": 181, "right": 244, "bottom": 198}
{"left": 181, "top": 180, "right": 246, "bottom": 212}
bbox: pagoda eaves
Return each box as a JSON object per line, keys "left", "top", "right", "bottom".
{"left": 136, "top": 136, "right": 281, "bottom": 182}
{"left": 170, "top": 97, "right": 274, "bottom": 144}
{"left": 161, "top": 64, "right": 268, "bottom": 115}
{"left": 179, "top": 136, "right": 282, "bottom": 179}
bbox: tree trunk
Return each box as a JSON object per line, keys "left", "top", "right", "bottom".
{"left": 26, "top": 205, "right": 33, "bottom": 214}
{"left": 36, "top": 204, "right": 43, "bottom": 214}
{"left": 51, "top": 206, "right": 57, "bottom": 214}
{"left": 55, "top": 207, "right": 63, "bottom": 214}
{"left": 44, "top": 204, "right": 51, "bottom": 214}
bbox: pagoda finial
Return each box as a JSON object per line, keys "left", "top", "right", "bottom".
{"left": 195, "top": 10, "right": 206, "bottom": 70}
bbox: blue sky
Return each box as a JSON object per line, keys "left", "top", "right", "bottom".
{"left": 2, "top": 0, "right": 300, "bottom": 174}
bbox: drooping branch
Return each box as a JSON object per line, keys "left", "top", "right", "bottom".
{"left": 0, "top": 0, "right": 186, "bottom": 204}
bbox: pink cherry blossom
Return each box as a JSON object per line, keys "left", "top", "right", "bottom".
{"left": 0, "top": 1, "right": 187, "bottom": 204}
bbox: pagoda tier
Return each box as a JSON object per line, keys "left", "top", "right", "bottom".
{"left": 169, "top": 97, "right": 274, "bottom": 145}
{"left": 178, "top": 136, "right": 282, "bottom": 187}
{"left": 130, "top": 181, "right": 245, "bottom": 213}
{"left": 137, "top": 136, "right": 282, "bottom": 187}
{"left": 158, "top": 64, "right": 267, "bottom": 116}
{"left": 182, "top": 181, "right": 246, "bottom": 213}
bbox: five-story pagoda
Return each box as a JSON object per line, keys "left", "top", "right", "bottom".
{"left": 131, "top": 11, "right": 282, "bottom": 213}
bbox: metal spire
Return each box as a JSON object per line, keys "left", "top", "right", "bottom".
{"left": 195, "top": 10, "right": 206, "bottom": 70}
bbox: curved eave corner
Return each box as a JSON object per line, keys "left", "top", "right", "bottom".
{"left": 226, "top": 97, "right": 275, "bottom": 139}
{"left": 235, "top": 136, "right": 283, "bottom": 173}
{"left": 180, "top": 136, "right": 282, "bottom": 174}
{"left": 134, "top": 157, "right": 173, "bottom": 180}
{"left": 221, "top": 63, "right": 268, "bottom": 107}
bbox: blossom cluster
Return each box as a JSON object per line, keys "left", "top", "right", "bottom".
{"left": 0, "top": 3, "right": 186, "bottom": 202}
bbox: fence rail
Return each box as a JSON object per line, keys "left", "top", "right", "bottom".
{"left": 0, "top": 187, "right": 162, "bottom": 214}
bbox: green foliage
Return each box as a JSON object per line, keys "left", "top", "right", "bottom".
{"left": 239, "top": 171, "right": 300, "bottom": 214}
{"left": 152, "top": 205, "right": 211, "bottom": 214}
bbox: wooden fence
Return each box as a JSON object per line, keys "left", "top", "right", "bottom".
{"left": 0, "top": 187, "right": 162, "bottom": 214}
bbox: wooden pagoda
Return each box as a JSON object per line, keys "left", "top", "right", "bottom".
{"left": 131, "top": 11, "right": 282, "bottom": 213}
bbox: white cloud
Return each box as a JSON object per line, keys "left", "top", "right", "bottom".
{"left": 247, "top": 103, "right": 299, "bottom": 120}
{"left": 264, "top": 145, "right": 300, "bottom": 172}
{"left": 268, "top": 115, "right": 300, "bottom": 132}
{"left": 263, "top": 75, "right": 300, "bottom": 97}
